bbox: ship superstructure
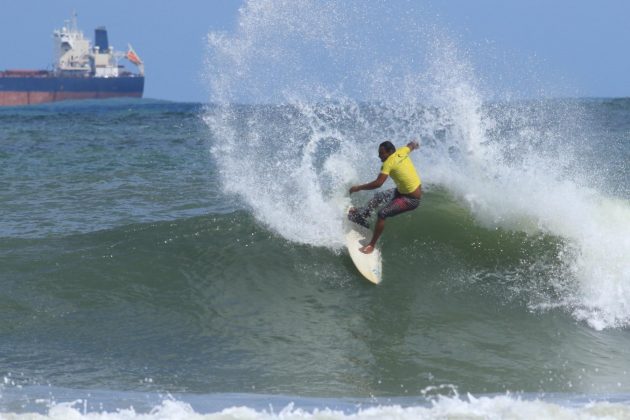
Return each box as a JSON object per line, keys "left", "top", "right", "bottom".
{"left": 0, "top": 12, "right": 144, "bottom": 106}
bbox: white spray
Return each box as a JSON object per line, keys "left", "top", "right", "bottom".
{"left": 204, "top": 0, "right": 630, "bottom": 329}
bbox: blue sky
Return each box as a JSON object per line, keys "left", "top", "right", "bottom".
{"left": 1, "top": 1, "right": 628, "bottom": 102}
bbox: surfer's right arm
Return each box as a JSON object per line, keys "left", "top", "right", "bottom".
{"left": 349, "top": 173, "right": 388, "bottom": 194}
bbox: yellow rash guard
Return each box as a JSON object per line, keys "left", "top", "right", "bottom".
{"left": 380, "top": 146, "right": 421, "bottom": 194}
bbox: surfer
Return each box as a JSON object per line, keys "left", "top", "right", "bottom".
{"left": 348, "top": 140, "right": 421, "bottom": 254}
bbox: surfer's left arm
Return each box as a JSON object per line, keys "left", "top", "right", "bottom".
{"left": 349, "top": 173, "right": 388, "bottom": 194}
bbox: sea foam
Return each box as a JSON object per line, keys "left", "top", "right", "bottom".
{"left": 4, "top": 394, "right": 630, "bottom": 419}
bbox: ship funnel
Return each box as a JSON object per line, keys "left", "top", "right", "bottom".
{"left": 94, "top": 26, "right": 109, "bottom": 51}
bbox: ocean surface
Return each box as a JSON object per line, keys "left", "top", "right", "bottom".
{"left": 0, "top": 97, "right": 628, "bottom": 418}
{"left": 2, "top": 2, "right": 630, "bottom": 418}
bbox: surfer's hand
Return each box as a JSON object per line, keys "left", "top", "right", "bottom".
{"left": 349, "top": 185, "right": 360, "bottom": 194}
{"left": 408, "top": 140, "right": 420, "bottom": 150}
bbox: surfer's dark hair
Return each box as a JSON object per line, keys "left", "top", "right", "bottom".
{"left": 379, "top": 141, "right": 396, "bottom": 153}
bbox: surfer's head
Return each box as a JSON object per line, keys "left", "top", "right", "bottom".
{"left": 378, "top": 141, "right": 396, "bottom": 162}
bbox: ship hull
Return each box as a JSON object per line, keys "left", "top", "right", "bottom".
{"left": 0, "top": 73, "right": 144, "bottom": 106}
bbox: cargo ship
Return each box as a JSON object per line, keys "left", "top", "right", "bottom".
{"left": 0, "top": 13, "right": 144, "bottom": 106}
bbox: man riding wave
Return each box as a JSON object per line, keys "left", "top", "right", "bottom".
{"left": 348, "top": 140, "right": 422, "bottom": 254}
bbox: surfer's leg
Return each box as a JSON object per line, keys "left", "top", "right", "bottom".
{"left": 349, "top": 189, "right": 395, "bottom": 228}
{"left": 377, "top": 193, "right": 420, "bottom": 220}
{"left": 360, "top": 188, "right": 396, "bottom": 218}
{"left": 348, "top": 207, "right": 369, "bottom": 228}
{"left": 361, "top": 194, "right": 420, "bottom": 254}
{"left": 360, "top": 217, "right": 385, "bottom": 254}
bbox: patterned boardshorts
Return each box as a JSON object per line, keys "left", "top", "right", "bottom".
{"left": 350, "top": 188, "right": 421, "bottom": 227}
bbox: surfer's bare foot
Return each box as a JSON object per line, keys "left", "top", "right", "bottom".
{"left": 359, "top": 244, "right": 375, "bottom": 254}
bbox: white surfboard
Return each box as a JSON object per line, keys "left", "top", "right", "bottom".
{"left": 344, "top": 212, "right": 382, "bottom": 284}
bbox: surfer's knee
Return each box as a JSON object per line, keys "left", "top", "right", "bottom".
{"left": 376, "top": 209, "right": 388, "bottom": 220}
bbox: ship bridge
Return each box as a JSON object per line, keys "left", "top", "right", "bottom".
{"left": 52, "top": 12, "right": 144, "bottom": 78}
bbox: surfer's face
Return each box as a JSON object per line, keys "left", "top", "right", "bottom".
{"left": 378, "top": 146, "right": 391, "bottom": 162}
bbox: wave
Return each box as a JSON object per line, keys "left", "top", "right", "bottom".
{"left": 3, "top": 213, "right": 630, "bottom": 396}
{"left": 0, "top": 205, "right": 568, "bottom": 329}
{"left": 1, "top": 198, "right": 568, "bottom": 287}
{"left": 203, "top": 1, "right": 629, "bottom": 329}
